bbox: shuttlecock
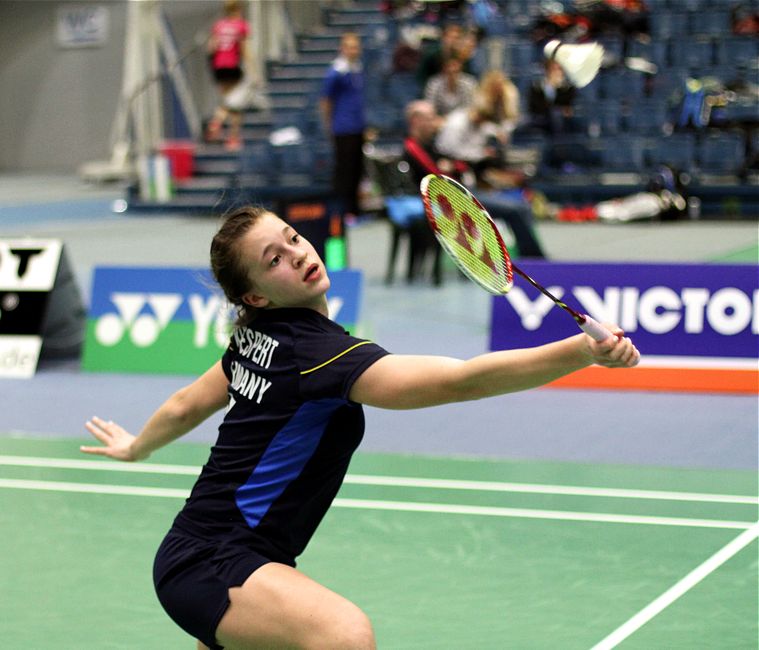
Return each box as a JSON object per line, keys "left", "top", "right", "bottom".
{"left": 544, "top": 39, "right": 605, "bottom": 88}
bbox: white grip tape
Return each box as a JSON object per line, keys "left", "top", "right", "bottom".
{"left": 580, "top": 316, "right": 613, "bottom": 341}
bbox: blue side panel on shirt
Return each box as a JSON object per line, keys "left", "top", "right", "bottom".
{"left": 235, "top": 399, "right": 345, "bottom": 529}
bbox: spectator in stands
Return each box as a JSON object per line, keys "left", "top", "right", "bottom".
{"left": 416, "top": 23, "right": 471, "bottom": 89}
{"left": 206, "top": 0, "right": 251, "bottom": 151}
{"left": 477, "top": 70, "right": 522, "bottom": 138}
{"left": 319, "top": 32, "right": 366, "bottom": 220}
{"left": 423, "top": 53, "right": 478, "bottom": 117}
{"left": 457, "top": 26, "right": 487, "bottom": 78}
{"left": 405, "top": 100, "right": 546, "bottom": 258}
{"left": 527, "top": 59, "right": 577, "bottom": 134}
{"left": 435, "top": 69, "right": 522, "bottom": 187}
{"left": 435, "top": 100, "right": 507, "bottom": 182}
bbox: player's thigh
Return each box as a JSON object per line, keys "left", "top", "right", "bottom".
{"left": 216, "top": 562, "right": 375, "bottom": 650}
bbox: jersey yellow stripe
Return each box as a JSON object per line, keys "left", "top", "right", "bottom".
{"left": 300, "top": 341, "right": 372, "bottom": 375}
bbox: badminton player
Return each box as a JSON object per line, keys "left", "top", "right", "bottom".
{"left": 81, "top": 206, "right": 639, "bottom": 650}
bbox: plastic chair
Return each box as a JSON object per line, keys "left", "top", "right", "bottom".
{"left": 363, "top": 144, "right": 441, "bottom": 285}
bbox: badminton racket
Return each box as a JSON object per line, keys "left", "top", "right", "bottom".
{"left": 419, "top": 174, "right": 612, "bottom": 342}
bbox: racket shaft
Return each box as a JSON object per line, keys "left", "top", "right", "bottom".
{"left": 513, "top": 264, "right": 612, "bottom": 341}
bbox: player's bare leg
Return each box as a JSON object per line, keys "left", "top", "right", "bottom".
{"left": 215, "top": 563, "right": 375, "bottom": 650}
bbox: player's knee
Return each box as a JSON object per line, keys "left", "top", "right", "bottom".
{"left": 328, "top": 606, "right": 375, "bottom": 650}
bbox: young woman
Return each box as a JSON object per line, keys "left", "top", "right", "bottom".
{"left": 206, "top": 0, "right": 250, "bottom": 151}
{"left": 81, "top": 206, "right": 640, "bottom": 650}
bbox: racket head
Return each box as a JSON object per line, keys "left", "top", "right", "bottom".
{"left": 420, "top": 174, "right": 514, "bottom": 295}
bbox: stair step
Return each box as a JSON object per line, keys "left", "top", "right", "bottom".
{"left": 269, "top": 96, "right": 309, "bottom": 110}
{"left": 295, "top": 51, "right": 335, "bottom": 65}
{"left": 193, "top": 159, "right": 239, "bottom": 175}
{"left": 174, "top": 175, "right": 232, "bottom": 192}
{"left": 268, "top": 79, "right": 320, "bottom": 94}
{"left": 327, "top": 13, "right": 387, "bottom": 27}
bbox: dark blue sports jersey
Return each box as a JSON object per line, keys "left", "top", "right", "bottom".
{"left": 170, "top": 308, "right": 389, "bottom": 565}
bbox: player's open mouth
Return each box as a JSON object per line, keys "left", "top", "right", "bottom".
{"left": 304, "top": 264, "right": 320, "bottom": 281}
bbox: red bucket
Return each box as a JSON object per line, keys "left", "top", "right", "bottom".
{"left": 159, "top": 140, "right": 196, "bottom": 180}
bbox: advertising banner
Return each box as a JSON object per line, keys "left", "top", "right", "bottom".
{"left": 82, "top": 267, "right": 364, "bottom": 375}
{"left": 490, "top": 262, "right": 758, "bottom": 394}
{"left": 0, "top": 240, "right": 63, "bottom": 378}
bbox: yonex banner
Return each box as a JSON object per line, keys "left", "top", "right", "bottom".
{"left": 82, "top": 267, "right": 364, "bottom": 375}
{"left": 490, "top": 262, "right": 758, "bottom": 394}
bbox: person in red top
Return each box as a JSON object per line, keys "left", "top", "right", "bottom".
{"left": 206, "top": 0, "right": 250, "bottom": 151}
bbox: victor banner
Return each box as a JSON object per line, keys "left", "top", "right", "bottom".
{"left": 489, "top": 262, "right": 758, "bottom": 394}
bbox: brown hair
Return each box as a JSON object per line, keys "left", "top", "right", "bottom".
{"left": 223, "top": 0, "right": 242, "bottom": 16}
{"left": 210, "top": 205, "right": 269, "bottom": 327}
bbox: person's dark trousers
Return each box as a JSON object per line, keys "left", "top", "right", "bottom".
{"left": 479, "top": 193, "right": 546, "bottom": 259}
{"left": 333, "top": 132, "right": 365, "bottom": 216}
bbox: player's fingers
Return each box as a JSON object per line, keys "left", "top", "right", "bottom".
{"left": 79, "top": 445, "right": 110, "bottom": 456}
{"left": 85, "top": 419, "right": 113, "bottom": 443}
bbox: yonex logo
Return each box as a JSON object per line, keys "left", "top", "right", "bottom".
{"left": 95, "top": 292, "right": 233, "bottom": 348}
{"left": 95, "top": 292, "right": 183, "bottom": 347}
{"left": 507, "top": 286, "right": 759, "bottom": 335}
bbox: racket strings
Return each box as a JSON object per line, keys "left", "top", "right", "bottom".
{"left": 426, "top": 186, "right": 513, "bottom": 294}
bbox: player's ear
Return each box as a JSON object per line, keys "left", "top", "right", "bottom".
{"left": 242, "top": 292, "right": 269, "bottom": 309}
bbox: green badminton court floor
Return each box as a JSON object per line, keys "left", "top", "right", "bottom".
{"left": 1, "top": 434, "right": 756, "bottom": 649}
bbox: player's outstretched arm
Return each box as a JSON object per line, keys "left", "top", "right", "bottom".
{"left": 80, "top": 361, "right": 229, "bottom": 462}
{"left": 350, "top": 326, "right": 639, "bottom": 410}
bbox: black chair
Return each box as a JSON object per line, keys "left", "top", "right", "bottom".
{"left": 363, "top": 144, "right": 442, "bottom": 285}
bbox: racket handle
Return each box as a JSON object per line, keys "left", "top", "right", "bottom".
{"left": 579, "top": 316, "right": 614, "bottom": 342}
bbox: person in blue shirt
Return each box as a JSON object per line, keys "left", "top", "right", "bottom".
{"left": 81, "top": 206, "right": 639, "bottom": 650}
{"left": 319, "top": 32, "right": 366, "bottom": 219}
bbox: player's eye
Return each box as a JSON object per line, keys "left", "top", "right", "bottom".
{"left": 269, "top": 255, "right": 281, "bottom": 267}
{"left": 290, "top": 233, "right": 300, "bottom": 244}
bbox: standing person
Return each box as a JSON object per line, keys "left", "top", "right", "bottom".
{"left": 408, "top": 99, "right": 547, "bottom": 258}
{"left": 81, "top": 206, "right": 638, "bottom": 650}
{"left": 206, "top": 0, "right": 251, "bottom": 151}
{"left": 319, "top": 32, "right": 366, "bottom": 220}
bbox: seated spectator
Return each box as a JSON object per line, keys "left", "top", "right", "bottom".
{"left": 527, "top": 59, "right": 577, "bottom": 134}
{"left": 416, "top": 23, "right": 474, "bottom": 89}
{"left": 424, "top": 54, "right": 478, "bottom": 117}
{"left": 405, "top": 100, "right": 546, "bottom": 258}
{"left": 434, "top": 100, "right": 506, "bottom": 182}
{"left": 457, "top": 26, "right": 487, "bottom": 78}
{"left": 477, "top": 69, "right": 522, "bottom": 139}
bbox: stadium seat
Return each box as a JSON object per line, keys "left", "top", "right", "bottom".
{"left": 599, "top": 69, "right": 645, "bottom": 101}
{"left": 508, "top": 41, "right": 538, "bottom": 71}
{"left": 689, "top": 9, "right": 732, "bottom": 36}
{"left": 650, "top": 11, "right": 688, "bottom": 40}
{"left": 626, "top": 98, "right": 670, "bottom": 134}
{"left": 698, "top": 131, "right": 746, "bottom": 176}
{"left": 601, "top": 135, "right": 646, "bottom": 172}
{"left": 669, "top": 38, "right": 715, "bottom": 70}
{"left": 715, "top": 37, "right": 759, "bottom": 67}
{"left": 648, "top": 132, "right": 697, "bottom": 173}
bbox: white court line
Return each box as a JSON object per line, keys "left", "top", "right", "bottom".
{"left": 1, "top": 455, "right": 756, "bottom": 505}
{"left": 590, "top": 522, "right": 759, "bottom": 650}
{"left": 0, "top": 478, "right": 753, "bottom": 530}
